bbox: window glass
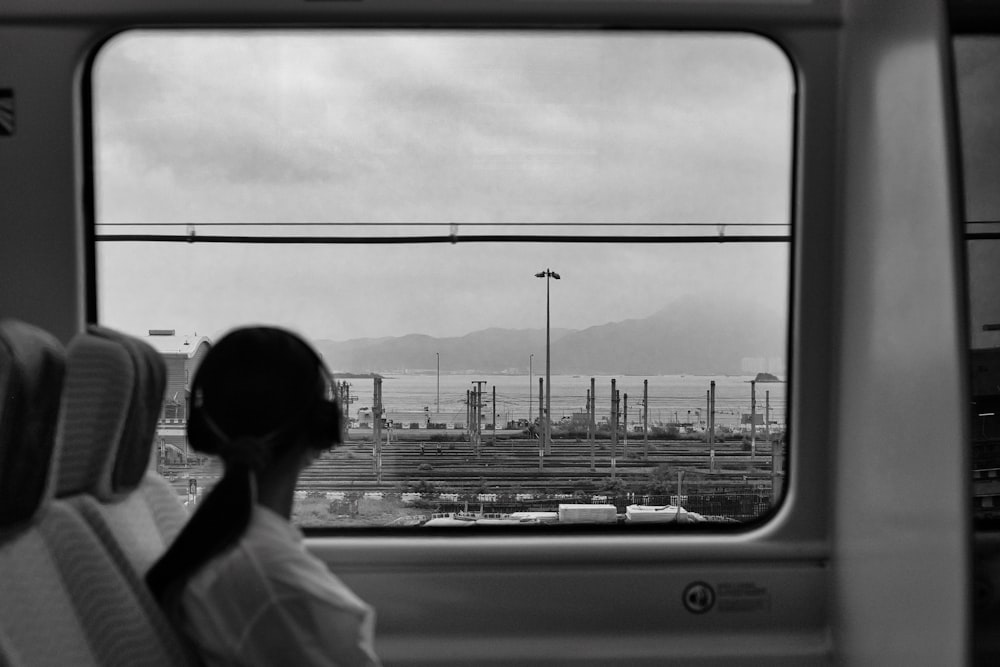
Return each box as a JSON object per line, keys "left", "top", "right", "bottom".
{"left": 93, "top": 30, "right": 793, "bottom": 528}
{"left": 954, "top": 36, "right": 1000, "bottom": 524}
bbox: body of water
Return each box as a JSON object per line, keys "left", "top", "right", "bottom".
{"left": 339, "top": 373, "right": 787, "bottom": 429}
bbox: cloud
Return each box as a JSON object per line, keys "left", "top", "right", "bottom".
{"left": 95, "top": 31, "right": 791, "bottom": 222}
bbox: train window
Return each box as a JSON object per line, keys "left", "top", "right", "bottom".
{"left": 954, "top": 35, "right": 1000, "bottom": 526}
{"left": 92, "top": 30, "right": 794, "bottom": 529}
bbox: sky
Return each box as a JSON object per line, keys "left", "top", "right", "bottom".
{"left": 92, "top": 30, "right": 794, "bottom": 343}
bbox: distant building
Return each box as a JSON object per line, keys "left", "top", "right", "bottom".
{"left": 146, "top": 329, "right": 211, "bottom": 421}
{"left": 147, "top": 329, "right": 212, "bottom": 460}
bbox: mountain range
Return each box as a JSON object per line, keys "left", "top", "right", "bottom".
{"left": 314, "top": 297, "right": 786, "bottom": 376}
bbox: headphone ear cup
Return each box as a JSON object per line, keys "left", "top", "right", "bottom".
{"left": 310, "top": 400, "right": 343, "bottom": 447}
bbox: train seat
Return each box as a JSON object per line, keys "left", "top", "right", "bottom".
{"left": 92, "top": 326, "right": 188, "bottom": 547}
{"left": 0, "top": 318, "right": 97, "bottom": 665}
{"left": 53, "top": 326, "right": 200, "bottom": 665}
{"left": 0, "top": 318, "right": 181, "bottom": 666}
{"left": 0, "top": 321, "right": 197, "bottom": 667}
{"left": 56, "top": 326, "right": 188, "bottom": 574}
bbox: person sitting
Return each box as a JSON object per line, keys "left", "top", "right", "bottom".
{"left": 147, "top": 326, "right": 380, "bottom": 666}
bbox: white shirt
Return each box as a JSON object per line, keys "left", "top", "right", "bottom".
{"left": 177, "top": 505, "right": 381, "bottom": 667}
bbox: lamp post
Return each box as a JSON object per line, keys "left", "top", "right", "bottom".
{"left": 528, "top": 354, "right": 534, "bottom": 424}
{"left": 436, "top": 352, "right": 440, "bottom": 413}
{"left": 534, "top": 268, "right": 560, "bottom": 454}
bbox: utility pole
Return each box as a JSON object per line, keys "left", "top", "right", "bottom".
{"left": 750, "top": 379, "right": 757, "bottom": 461}
{"left": 765, "top": 390, "right": 771, "bottom": 445}
{"left": 474, "top": 385, "right": 480, "bottom": 457}
{"left": 338, "top": 381, "right": 356, "bottom": 437}
{"left": 623, "top": 393, "right": 629, "bottom": 459}
{"left": 342, "top": 381, "right": 357, "bottom": 445}
{"left": 544, "top": 272, "right": 552, "bottom": 456}
{"left": 472, "top": 380, "right": 486, "bottom": 458}
{"left": 492, "top": 385, "right": 497, "bottom": 447}
{"left": 538, "top": 377, "right": 544, "bottom": 433}
{"left": 643, "top": 379, "right": 649, "bottom": 459}
{"left": 538, "top": 377, "right": 544, "bottom": 470}
{"left": 768, "top": 390, "right": 781, "bottom": 504}
{"left": 587, "top": 378, "right": 597, "bottom": 472}
{"left": 373, "top": 376, "right": 383, "bottom": 483}
{"left": 534, "top": 269, "right": 560, "bottom": 456}
{"left": 611, "top": 379, "right": 618, "bottom": 481}
{"left": 709, "top": 380, "right": 716, "bottom": 471}
{"left": 436, "top": 352, "right": 440, "bottom": 413}
{"left": 586, "top": 388, "right": 593, "bottom": 473}
{"left": 586, "top": 387, "right": 591, "bottom": 453}
{"left": 705, "top": 391, "right": 710, "bottom": 431}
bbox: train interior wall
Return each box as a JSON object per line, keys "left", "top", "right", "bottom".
{"left": 0, "top": 0, "right": 976, "bottom": 663}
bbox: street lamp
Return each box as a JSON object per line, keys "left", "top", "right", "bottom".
{"left": 528, "top": 353, "right": 534, "bottom": 424}
{"left": 534, "top": 268, "right": 560, "bottom": 454}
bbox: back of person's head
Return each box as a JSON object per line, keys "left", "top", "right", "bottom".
{"left": 147, "top": 325, "right": 341, "bottom": 608}
{"left": 187, "top": 327, "right": 341, "bottom": 468}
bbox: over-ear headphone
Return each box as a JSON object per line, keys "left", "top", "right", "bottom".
{"left": 307, "top": 364, "right": 345, "bottom": 448}
{"left": 186, "top": 328, "right": 343, "bottom": 462}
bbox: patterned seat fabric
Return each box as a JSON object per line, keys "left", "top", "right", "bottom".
{"left": 0, "top": 319, "right": 193, "bottom": 667}
{"left": 56, "top": 327, "right": 188, "bottom": 571}
{"left": 91, "top": 325, "right": 189, "bottom": 546}
{"left": 0, "top": 320, "right": 63, "bottom": 529}
{"left": 55, "top": 326, "right": 199, "bottom": 665}
{"left": 0, "top": 319, "right": 100, "bottom": 666}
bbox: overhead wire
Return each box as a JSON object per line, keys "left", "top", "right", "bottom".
{"left": 94, "top": 220, "right": 790, "bottom": 244}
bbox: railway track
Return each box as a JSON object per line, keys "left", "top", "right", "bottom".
{"left": 161, "top": 437, "right": 779, "bottom": 495}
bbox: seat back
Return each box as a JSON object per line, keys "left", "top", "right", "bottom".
{"left": 0, "top": 320, "right": 63, "bottom": 529}
{"left": 0, "top": 319, "right": 194, "bottom": 667}
{"left": 0, "top": 319, "right": 103, "bottom": 666}
{"left": 57, "top": 327, "right": 188, "bottom": 573}
{"left": 96, "top": 325, "right": 188, "bottom": 545}
{"left": 54, "top": 326, "right": 200, "bottom": 666}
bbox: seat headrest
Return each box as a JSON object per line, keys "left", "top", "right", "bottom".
{"left": 89, "top": 326, "right": 166, "bottom": 495}
{"left": 0, "top": 320, "right": 66, "bottom": 530}
{"left": 55, "top": 327, "right": 167, "bottom": 501}
{"left": 55, "top": 332, "right": 135, "bottom": 499}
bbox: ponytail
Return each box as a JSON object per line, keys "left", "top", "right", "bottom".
{"left": 146, "top": 464, "right": 255, "bottom": 609}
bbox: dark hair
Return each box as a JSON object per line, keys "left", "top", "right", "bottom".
{"left": 186, "top": 326, "right": 340, "bottom": 466}
{"left": 146, "top": 326, "right": 341, "bottom": 608}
